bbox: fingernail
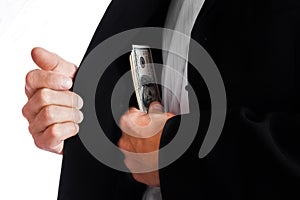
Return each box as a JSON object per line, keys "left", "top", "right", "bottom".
{"left": 62, "top": 78, "right": 72, "bottom": 89}
{"left": 76, "top": 96, "right": 84, "bottom": 109}
{"left": 78, "top": 111, "right": 84, "bottom": 123}
{"left": 72, "top": 94, "right": 83, "bottom": 109}
{"left": 74, "top": 123, "right": 79, "bottom": 132}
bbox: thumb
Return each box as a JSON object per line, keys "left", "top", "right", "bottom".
{"left": 31, "top": 47, "right": 77, "bottom": 78}
{"left": 148, "top": 101, "right": 164, "bottom": 114}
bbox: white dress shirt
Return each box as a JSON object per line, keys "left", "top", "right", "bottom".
{"left": 143, "top": 0, "right": 205, "bottom": 199}
{"left": 162, "top": 0, "right": 205, "bottom": 115}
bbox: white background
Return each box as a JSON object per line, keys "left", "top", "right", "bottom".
{"left": 0, "top": 0, "right": 111, "bottom": 199}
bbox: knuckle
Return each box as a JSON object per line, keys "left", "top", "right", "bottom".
{"left": 33, "top": 137, "right": 44, "bottom": 150}
{"left": 36, "top": 88, "right": 51, "bottom": 105}
{"left": 22, "top": 104, "right": 29, "bottom": 118}
{"left": 47, "top": 124, "right": 60, "bottom": 140}
{"left": 25, "top": 70, "right": 36, "bottom": 85}
{"left": 42, "top": 125, "right": 61, "bottom": 149}
{"left": 28, "top": 124, "right": 35, "bottom": 134}
{"left": 25, "top": 69, "right": 40, "bottom": 86}
{"left": 41, "top": 106, "right": 55, "bottom": 122}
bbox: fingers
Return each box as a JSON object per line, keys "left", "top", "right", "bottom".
{"left": 119, "top": 104, "right": 174, "bottom": 139}
{"left": 32, "top": 122, "right": 79, "bottom": 154}
{"left": 120, "top": 107, "right": 148, "bottom": 129}
{"left": 22, "top": 88, "right": 84, "bottom": 154}
{"left": 24, "top": 47, "right": 80, "bottom": 154}
{"left": 119, "top": 113, "right": 163, "bottom": 139}
{"left": 28, "top": 105, "right": 83, "bottom": 134}
{"left": 118, "top": 134, "right": 160, "bottom": 174}
{"left": 25, "top": 69, "right": 73, "bottom": 98}
{"left": 119, "top": 111, "right": 145, "bottom": 137}
{"left": 23, "top": 88, "right": 83, "bottom": 122}
{"left": 31, "top": 47, "right": 77, "bottom": 78}
{"left": 26, "top": 47, "right": 77, "bottom": 98}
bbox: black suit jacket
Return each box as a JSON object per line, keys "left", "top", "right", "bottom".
{"left": 58, "top": 0, "right": 300, "bottom": 199}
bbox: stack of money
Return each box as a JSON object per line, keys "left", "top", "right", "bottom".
{"left": 129, "top": 45, "right": 161, "bottom": 113}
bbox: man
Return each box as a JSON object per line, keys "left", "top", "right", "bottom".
{"left": 22, "top": 0, "right": 300, "bottom": 199}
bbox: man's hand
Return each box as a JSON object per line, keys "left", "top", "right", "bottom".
{"left": 118, "top": 102, "right": 174, "bottom": 186}
{"left": 22, "top": 47, "right": 83, "bottom": 154}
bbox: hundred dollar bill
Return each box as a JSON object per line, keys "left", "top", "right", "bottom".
{"left": 129, "top": 45, "right": 161, "bottom": 113}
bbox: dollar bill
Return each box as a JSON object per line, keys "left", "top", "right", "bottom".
{"left": 129, "top": 45, "right": 161, "bottom": 113}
